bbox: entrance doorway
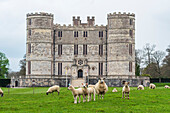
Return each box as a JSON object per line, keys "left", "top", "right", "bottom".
{"left": 78, "top": 69, "right": 83, "bottom": 78}
{"left": 15, "top": 81, "right": 18, "bottom": 87}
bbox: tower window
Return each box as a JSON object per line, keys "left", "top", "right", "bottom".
{"left": 99, "top": 45, "right": 103, "bottom": 56}
{"left": 28, "top": 44, "right": 31, "bottom": 53}
{"left": 129, "top": 44, "right": 132, "bottom": 56}
{"left": 83, "top": 31, "right": 88, "bottom": 37}
{"left": 28, "top": 61, "right": 31, "bottom": 74}
{"left": 74, "top": 31, "right": 78, "bottom": 37}
{"left": 74, "top": 44, "right": 78, "bottom": 55}
{"left": 130, "top": 19, "right": 133, "bottom": 25}
{"left": 129, "top": 30, "right": 133, "bottom": 37}
{"left": 99, "top": 62, "right": 103, "bottom": 76}
{"left": 99, "top": 31, "right": 103, "bottom": 37}
{"left": 58, "top": 44, "right": 62, "bottom": 56}
{"left": 58, "top": 63, "right": 62, "bottom": 75}
{"left": 83, "top": 44, "right": 87, "bottom": 55}
{"left": 129, "top": 62, "right": 132, "bottom": 72}
{"left": 58, "top": 31, "right": 62, "bottom": 37}
{"left": 29, "top": 30, "right": 31, "bottom": 36}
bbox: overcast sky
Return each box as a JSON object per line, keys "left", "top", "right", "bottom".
{"left": 0, "top": 0, "right": 170, "bottom": 71}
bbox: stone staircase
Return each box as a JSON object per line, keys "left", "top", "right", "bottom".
{"left": 71, "top": 78, "right": 85, "bottom": 87}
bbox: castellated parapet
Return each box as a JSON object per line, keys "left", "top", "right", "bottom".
{"left": 11, "top": 12, "right": 150, "bottom": 87}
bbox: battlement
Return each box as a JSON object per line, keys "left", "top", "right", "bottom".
{"left": 27, "top": 12, "right": 53, "bottom": 17}
{"left": 107, "top": 12, "right": 135, "bottom": 18}
{"left": 72, "top": 16, "right": 95, "bottom": 26}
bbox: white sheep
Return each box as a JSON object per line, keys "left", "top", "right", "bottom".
{"left": 149, "top": 83, "right": 156, "bottom": 89}
{"left": 82, "top": 83, "right": 95, "bottom": 102}
{"left": 165, "top": 85, "right": 170, "bottom": 89}
{"left": 112, "top": 88, "right": 118, "bottom": 92}
{"left": 94, "top": 78, "right": 108, "bottom": 99}
{"left": 122, "top": 81, "right": 130, "bottom": 99}
{"left": 46, "top": 85, "right": 60, "bottom": 95}
{"left": 137, "top": 85, "right": 144, "bottom": 90}
{"left": 0, "top": 88, "right": 4, "bottom": 97}
{"left": 68, "top": 85, "right": 84, "bottom": 104}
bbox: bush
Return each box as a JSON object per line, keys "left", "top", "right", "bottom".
{"left": 141, "top": 74, "right": 151, "bottom": 78}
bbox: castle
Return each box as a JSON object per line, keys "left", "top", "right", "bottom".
{"left": 11, "top": 12, "right": 149, "bottom": 87}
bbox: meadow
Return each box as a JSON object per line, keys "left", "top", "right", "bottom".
{"left": 0, "top": 83, "right": 170, "bottom": 113}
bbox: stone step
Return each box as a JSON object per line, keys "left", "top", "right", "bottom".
{"left": 71, "top": 79, "right": 85, "bottom": 87}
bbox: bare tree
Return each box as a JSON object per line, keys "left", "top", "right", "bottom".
{"left": 143, "top": 43, "right": 156, "bottom": 65}
{"left": 153, "top": 50, "right": 165, "bottom": 82}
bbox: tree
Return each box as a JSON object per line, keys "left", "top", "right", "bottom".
{"left": 19, "top": 54, "right": 26, "bottom": 76}
{"left": 162, "top": 45, "right": 170, "bottom": 78}
{"left": 0, "top": 52, "right": 9, "bottom": 79}
{"left": 135, "top": 49, "right": 144, "bottom": 76}
{"left": 152, "top": 50, "right": 165, "bottom": 82}
{"left": 143, "top": 63, "right": 159, "bottom": 78}
{"left": 143, "top": 43, "right": 156, "bottom": 65}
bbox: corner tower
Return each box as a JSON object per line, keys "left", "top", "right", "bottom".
{"left": 107, "top": 12, "right": 135, "bottom": 77}
{"left": 26, "top": 12, "right": 53, "bottom": 78}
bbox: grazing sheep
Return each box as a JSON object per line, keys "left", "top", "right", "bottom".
{"left": 68, "top": 85, "right": 84, "bottom": 104}
{"left": 112, "top": 88, "right": 118, "bottom": 92}
{"left": 122, "top": 81, "right": 130, "bottom": 99}
{"left": 0, "top": 88, "right": 4, "bottom": 97}
{"left": 165, "top": 85, "right": 170, "bottom": 89}
{"left": 82, "top": 83, "right": 95, "bottom": 102}
{"left": 88, "top": 85, "right": 95, "bottom": 88}
{"left": 149, "top": 83, "right": 156, "bottom": 89}
{"left": 46, "top": 85, "right": 60, "bottom": 95}
{"left": 94, "top": 78, "right": 108, "bottom": 99}
{"left": 137, "top": 85, "right": 144, "bottom": 90}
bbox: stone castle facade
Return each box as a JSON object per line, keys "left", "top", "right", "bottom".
{"left": 11, "top": 12, "right": 150, "bottom": 87}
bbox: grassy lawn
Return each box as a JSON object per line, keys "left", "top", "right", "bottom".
{"left": 0, "top": 84, "right": 170, "bottom": 113}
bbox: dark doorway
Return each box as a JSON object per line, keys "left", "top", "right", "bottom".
{"left": 78, "top": 69, "right": 83, "bottom": 78}
{"left": 15, "top": 81, "right": 18, "bottom": 87}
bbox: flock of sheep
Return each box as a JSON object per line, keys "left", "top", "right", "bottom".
{"left": 0, "top": 78, "right": 170, "bottom": 104}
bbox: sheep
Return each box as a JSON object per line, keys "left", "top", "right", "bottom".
{"left": 149, "top": 83, "right": 156, "bottom": 89}
{"left": 68, "top": 85, "right": 84, "bottom": 104}
{"left": 46, "top": 85, "right": 60, "bottom": 95}
{"left": 112, "top": 88, "right": 118, "bottom": 92}
{"left": 0, "top": 88, "right": 4, "bottom": 97}
{"left": 165, "top": 85, "right": 170, "bottom": 89}
{"left": 94, "top": 78, "right": 108, "bottom": 99}
{"left": 82, "top": 83, "right": 95, "bottom": 102}
{"left": 137, "top": 85, "right": 144, "bottom": 90}
{"left": 88, "top": 85, "right": 95, "bottom": 88}
{"left": 122, "top": 81, "right": 130, "bottom": 99}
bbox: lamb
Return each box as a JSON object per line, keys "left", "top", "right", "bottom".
{"left": 82, "top": 83, "right": 95, "bottom": 102}
{"left": 46, "top": 85, "right": 60, "bottom": 95}
{"left": 112, "top": 88, "right": 118, "bottom": 92}
{"left": 165, "top": 85, "right": 170, "bottom": 89}
{"left": 94, "top": 78, "right": 108, "bottom": 99}
{"left": 137, "top": 85, "right": 144, "bottom": 90}
{"left": 149, "top": 83, "right": 156, "bottom": 89}
{"left": 122, "top": 81, "right": 130, "bottom": 99}
{"left": 0, "top": 88, "right": 4, "bottom": 97}
{"left": 68, "top": 85, "right": 84, "bottom": 104}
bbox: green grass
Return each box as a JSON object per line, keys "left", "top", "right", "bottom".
{"left": 0, "top": 85, "right": 170, "bottom": 113}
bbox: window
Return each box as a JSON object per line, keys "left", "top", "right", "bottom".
{"left": 129, "top": 44, "right": 132, "bottom": 56}
{"left": 28, "top": 61, "right": 31, "bottom": 74}
{"left": 129, "top": 62, "right": 132, "bottom": 72}
{"left": 58, "top": 63, "right": 62, "bottom": 75}
{"left": 83, "top": 31, "right": 88, "bottom": 37}
{"left": 58, "top": 31, "right": 62, "bottom": 37}
{"left": 29, "top": 30, "right": 31, "bottom": 36}
{"left": 99, "top": 62, "right": 103, "bottom": 76}
{"left": 29, "top": 19, "right": 31, "bottom": 25}
{"left": 74, "top": 44, "right": 78, "bottom": 55}
{"left": 129, "top": 30, "right": 133, "bottom": 37}
{"left": 58, "top": 44, "right": 62, "bottom": 56}
{"left": 99, "top": 45, "right": 103, "bottom": 56}
{"left": 74, "top": 31, "right": 78, "bottom": 37}
{"left": 130, "top": 19, "right": 133, "bottom": 25}
{"left": 83, "top": 44, "right": 87, "bottom": 55}
{"left": 28, "top": 44, "right": 31, "bottom": 53}
{"left": 99, "top": 31, "right": 103, "bottom": 37}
